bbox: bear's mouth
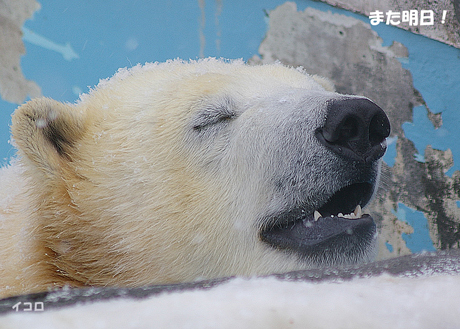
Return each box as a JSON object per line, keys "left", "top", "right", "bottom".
{"left": 259, "top": 182, "right": 377, "bottom": 263}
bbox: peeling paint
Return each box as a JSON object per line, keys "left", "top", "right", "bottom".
{"left": 423, "top": 146, "right": 460, "bottom": 249}
{"left": 403, "top": 105, "right": 455, "bottom": 171}
{"left": 392, "top": 203, "right": 436, "bottom": 253}
{"left": 254, "top": 2, "right": 460, "bottom": 259}
{"left": 385, "top": 241, "right": 393, "bottom": 252}
{"left": 0, "top": 0, "right": 41, "bottom": 104}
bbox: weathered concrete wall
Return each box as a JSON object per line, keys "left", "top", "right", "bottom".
{"left": 320, "top": 0, "right": 460, "bottom": 48}
{"left": 251, "top": 2, "right": 460, "bottom": 259}
{"left": 0, "top": 0, "right": 41, "bottom": 104}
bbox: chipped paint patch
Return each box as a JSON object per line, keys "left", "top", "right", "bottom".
{"left": 385, "top": 241, "right": 393, "bottom": 252}
{"left": 392, "top": 203, "right": 436, "bottom": 253}
{"left": 403, "top": 106, "right": 458, "bottom": 174}
{"left": 0, "top": 0, "right": 41, "bottom": 104}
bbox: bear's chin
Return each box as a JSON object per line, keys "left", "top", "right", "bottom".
{"left": 259, "top": 182, "right": 378, "bottom": 265}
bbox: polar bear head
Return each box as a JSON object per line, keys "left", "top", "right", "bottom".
{"left": 12, "top": 59, "right": 390, "bottom": 288}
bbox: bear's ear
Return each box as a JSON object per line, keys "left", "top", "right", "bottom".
{"left": 11, "top": 97, "right": 85, "bottom": 173}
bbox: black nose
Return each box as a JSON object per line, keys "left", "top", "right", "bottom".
{"left": 315, "top": 98, "right": 390, "bottom": 163}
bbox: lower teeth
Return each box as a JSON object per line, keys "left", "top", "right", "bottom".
{"left": 305, "top": 205, "right": 364, "bottom": 227}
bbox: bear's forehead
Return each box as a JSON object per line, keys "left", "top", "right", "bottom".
{"left": 85, "top": 58, "right": 324, "bottom": 102}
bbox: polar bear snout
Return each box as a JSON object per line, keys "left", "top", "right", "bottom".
{"left": 315, "top": 98, "right": 390, "bottom": 163}
{"left": 258, "top": 95, "right": 389, "bottom": 268}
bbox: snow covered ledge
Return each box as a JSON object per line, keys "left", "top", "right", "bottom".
{"left": 1, "top": 249, "right": 459, "bottom": 328}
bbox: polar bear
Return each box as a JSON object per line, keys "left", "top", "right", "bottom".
{"left": 0, "top": 58, "right": 389, "bottom": 298}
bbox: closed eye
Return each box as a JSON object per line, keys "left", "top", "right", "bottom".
{"left": 192, "top": 111, "right": 235, "bottom": 131}
{"left": 192, "top": 99, "right": 237, "bottom": 132}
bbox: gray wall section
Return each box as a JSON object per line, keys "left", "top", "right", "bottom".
{"left": 0, "top": 0, "right": 41, "bottom": 104}
{"left": 251, "top": 2, "right": 460, "bottom": 259}
{"left": 320, "top": 0, "right": 460, "bottom": 48}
